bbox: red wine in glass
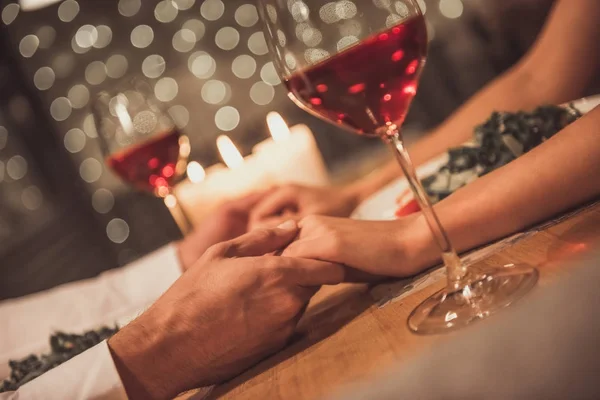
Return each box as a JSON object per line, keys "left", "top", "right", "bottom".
{"left": 285, "top": 16, "right": 427, "bottom": 137}
{"left": 106, "top": 129, "right": 186, "bottom": 195}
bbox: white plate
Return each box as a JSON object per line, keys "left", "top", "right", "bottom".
{"left": 352, "top": 95, "right": 600, "bottom": 221}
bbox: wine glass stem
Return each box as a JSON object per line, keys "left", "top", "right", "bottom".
{"left": 385, "top": 132, "right": 468, "bottom": 291}
{"left": 164, "top": 190, "right": 193, "bottom": 236}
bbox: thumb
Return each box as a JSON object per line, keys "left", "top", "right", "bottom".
{"left": 224, "top": 220, "right": 298, "bottom": 258}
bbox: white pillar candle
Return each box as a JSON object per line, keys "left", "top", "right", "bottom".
{"left": 174, "top": 136, "right": 274, "bottom": 227}
{"left": 253, "top": 112, "right": 329, "bottom": 187}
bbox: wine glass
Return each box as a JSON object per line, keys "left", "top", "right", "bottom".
{"left": 258, "top": 0, "right": 538, "bottom": 334}
{"left": 93, "top": 78, "right": 192, "bottom": 234}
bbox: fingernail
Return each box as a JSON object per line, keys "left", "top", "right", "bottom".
{"left": 277, "top": 220, "right": 297, "bottom": 231}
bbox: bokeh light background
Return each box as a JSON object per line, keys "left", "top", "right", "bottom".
{"left": 0, "top": 0, "right": 552, "bottom": 298}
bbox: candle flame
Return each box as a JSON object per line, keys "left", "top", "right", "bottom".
{"left": 187, "top": 161, "right": 206, "bottom": 183}
{"left": 217, "top": 135, "right": 244, "bottom": 169}
{"left": 266, "top": 112, "right": 291, "bottom": 142}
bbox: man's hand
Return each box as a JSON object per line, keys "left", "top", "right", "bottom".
{"left": 249, "top": 184, "right": 362, "bottom": 230}
{"left": 178, "top": 191, "right": 269, "bottom": 272}
{"left": 108, "top": 222, "right": 346, "bottom": 400}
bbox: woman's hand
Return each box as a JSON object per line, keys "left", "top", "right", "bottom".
{"left": 282, "top": 215, "right": 436, "bottom": 279}
{"left": 249, "top": 184, "right": 362, "bottom": 229}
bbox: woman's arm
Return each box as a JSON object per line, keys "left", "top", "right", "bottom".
{"left": 414, "top": 104, "right": 600, "bottom": 268}
{"left": 283, "top": 105, "right": 600, "bottom": 277}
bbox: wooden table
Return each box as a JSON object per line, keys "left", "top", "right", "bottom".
{"left": 185, "top": 202, "right": 600, "bottom": 400}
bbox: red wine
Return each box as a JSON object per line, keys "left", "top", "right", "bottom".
{"left": 285, "top": 16, "right": 427, "bottom": 136}
{"left": 107, "top": 129, "right": 185, "bottom": 193}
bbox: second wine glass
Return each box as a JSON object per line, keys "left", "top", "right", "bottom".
{"left": 258, "top": 0, "right": 538, "bottom": 334}
{"left": 93, "top": 78, "right": 192, "bottom": 233}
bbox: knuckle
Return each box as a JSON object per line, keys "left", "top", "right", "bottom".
{"left": 300, "top": 215, "right": 319, "bottom": 227}
{"left": 204, "top": 242, "right": 229, "bottom": 259}
{"left": 262, "top": 255, "right": 285, "bottom": 270}
{"left": 283, "top": 185, "right": 298, "bottom": 196}
{"left": 255, "top": 228, "right": 278, "bottom": 242}
{"left": 324, "top": 235, "right": 343, "bottom": 257}
{"left": 279, "top": 294, "right": 303, "bottom": 317}
{"left": 259, "top": 259, "right": 287, "bottom": 281}
{"left": 282, "top": 243, "right": 299, "bottom": 257}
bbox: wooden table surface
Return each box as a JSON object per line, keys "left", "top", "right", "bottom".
{"left": 183, "top": 202, "right": 600, "bottom": 400}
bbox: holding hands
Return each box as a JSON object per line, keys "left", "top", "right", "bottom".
{"left": 109, "top": 222, "right": 346, "bottom": 400}
{"left": 249, "top": 184, "right": 363, "bottom": 229}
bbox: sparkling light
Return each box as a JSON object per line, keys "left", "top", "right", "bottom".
{"left": 235, "top": 4, "right": 259, "bottom": 27}
{"left": 33, "top": 67, "right": 55, "bottom": 91}
{"left": 250, "top": 81, "right": 275, "bottom": 105}
{"left": 215, "top": 107, "right": 241, "bottom": 131}
{"left": 200, "top": 0, "right": 224, "bottom": 21}
{"left": 154, "top": 77, "right": 179, "bottom": 102}
{"left": 131, "top": 25, "right": 154, "bottom": 48}
{"left": 439, "top": 0, "right": 463, "bottom": 19}
{"left": 232, "top": 54, "right": 257, "bottom": 79}
{"left": 1, "top": 3, "right": 19, "bottom": 25}
{"left": 64, "top": 128, "right": 86, "bottom": 153}
{"left": 58, "top": 0, "right": 79, "bottom": 22}
{"left": 107, "top": 218, "right": 130, "bottom": 244}
{"left": 50, "top": 97, "right": 72, "bottom": 121}
{"left": 215, "top": 27, "right": 240, "bottom": 51}
{"left": 92, "top": 189, "right": 114, "bottom": 214}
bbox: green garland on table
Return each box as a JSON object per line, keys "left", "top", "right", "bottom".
{"left": 1, "top": 326, "right": 119, "bottom": 392}
{"left": 422, "top": 105, "right": 583, "bottom": 203}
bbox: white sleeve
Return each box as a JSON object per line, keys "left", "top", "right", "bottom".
{"left": 0, "top": 244, "right": 181, "bottom": 379}
{"left": 0, "top": 341, "right": 127, "bottom": 400}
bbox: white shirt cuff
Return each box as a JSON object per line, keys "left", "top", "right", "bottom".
{"left": 0, "top": 244, "right": 182, "bottom": 380}
{"left": 0, "top": 341, "right": 127, "bottom": 400}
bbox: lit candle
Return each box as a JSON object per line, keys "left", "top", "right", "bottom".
{"left": 174, "top": 135, "right": 274, "bottom": 226}
{"left": 254, "top": 112, "right": 329, "bottom": 187}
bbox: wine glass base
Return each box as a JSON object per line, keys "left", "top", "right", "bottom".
{"left": 408, "top": 264, "right": 539, "bottom": 335}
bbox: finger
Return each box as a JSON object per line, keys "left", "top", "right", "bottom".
{"left": 343, "top": 268, "right": 387, "bottom": 283}
{"left": 250, "top": 188, "right": 298, "bottom": 223}
{"left": 224, "top": 220, "right": 298, "bottom": 258}
{"left": 285, "top": 258, "right": 347, "bottom": 287}
{"left": 281, "top": 238, "right": 325, "bottom": 260}
{"left": 250, "top": 215, "right": 302, "bottom": 231}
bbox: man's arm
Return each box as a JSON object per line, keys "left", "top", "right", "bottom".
{"left": 348, "top": 0, "right": 600, "bottom": 202}
{"left": 0, "top": 245, "right": 182, "bottom": 378}
{"left": 2, "top": 224, "right": 346, "bottom": 400}
{"left": 0, "top": 193, "right": 265, "bottom": 376}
